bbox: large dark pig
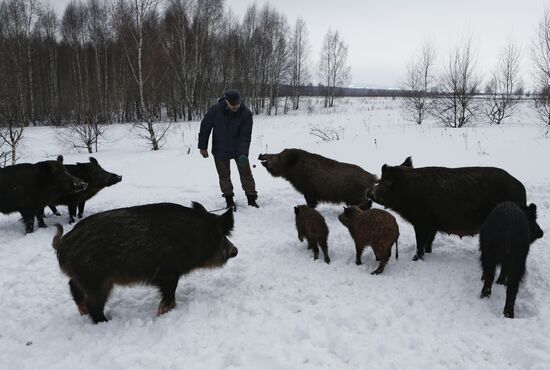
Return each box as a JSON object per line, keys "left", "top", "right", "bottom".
{"left": 258, "top": 149, "right": 376, "bottom": 208}
{"left": 479, "top": 202, "right": 543, "bottom": 318}
{"left": 52, "top": 202, "right": 237, "bottom": 323}
{"left": 49, "top": 156, "right": 122, "bottom": 223}
{"left": 0, "top": 160, "right": 87, "bottom": 233}
{"left": 367, "top": 157, "right": 527, "bottom": 260}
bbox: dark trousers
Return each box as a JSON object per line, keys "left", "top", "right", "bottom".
{"left": 214, "top": 159, "right": 257, "bottom": 198}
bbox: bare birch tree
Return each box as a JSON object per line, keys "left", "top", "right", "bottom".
{"left": 117, "top": 0, "right": 169, "bottom": 150}
{"left": 532, "top": 8, "right": 550, "bottom": 126}
{"left": 484, "top": 41, "right": 523, "bottom": 125}
{"left": 289, "top": 17, "right": 310, "bottom": 110}
{"left": 402, "top": 42, "right": 436, "bottom": 124}
{"left": 318, "top": 29, "right": 350, "bottom": 108}
{"left": 433, "top": 38, "right": 482, "bottom": 128}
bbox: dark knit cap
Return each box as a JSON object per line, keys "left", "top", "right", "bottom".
{"left": 224, "top": 89, "right": 241, "bottom": 105}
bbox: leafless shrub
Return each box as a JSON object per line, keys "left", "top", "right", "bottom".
{"left": 309, "top": 124, "right": 344, "bottom": 141}
{"left": 57, "top": 113, "right": 105, "bottom": 153}
{"left": 433, "top": 38, "right": 482, "bottom": 128}
{"left": 402, "top": 42, "right": 436, "bottom": 124}
{"left": 484, "top": 41, "right": 523, "bottom": 125}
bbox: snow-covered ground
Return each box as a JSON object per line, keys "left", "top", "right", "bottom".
{"left": 1, "top": 98, "right": 549, "bottom": 369}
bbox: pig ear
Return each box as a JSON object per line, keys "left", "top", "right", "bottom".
{"left": 219, "top": 208, "right": 235, "bottom": 236}
{"left": 381, "top": 164, "right": 388, "bottom": 173}
{"left": 400, "top": 157, "right": 413, "bottom": 168}
{"left": 294, "top": 206, "right": 299, "bottom": 215}
{"left": 528, "top": 203, "right": 538, "bottom": 219}
{"left": 89, "top": 157, "right": 99, "bottom": 165}
{"left": 191, "top": 202, "right": 208, "bottom": 214}
{"left": 57, "top": 155, "right": 64, "bottom": 163}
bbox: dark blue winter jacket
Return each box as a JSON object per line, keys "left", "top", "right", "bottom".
{"left": 198, "top": 98, "right": 253, "bottom": 160}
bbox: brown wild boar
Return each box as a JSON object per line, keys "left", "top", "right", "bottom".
{"left": 338, "top": 201, "right": 399, "bottom": 275}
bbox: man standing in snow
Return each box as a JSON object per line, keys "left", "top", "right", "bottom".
{"left": 198, "top": 89, "right": 259, "bottom": 210}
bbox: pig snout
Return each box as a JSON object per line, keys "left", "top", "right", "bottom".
{"left": 229, "top": 246, "right": 238, "bottom": 258}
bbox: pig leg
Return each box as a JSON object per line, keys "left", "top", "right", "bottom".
{"left": 371, "top": 250, "right": 390, "bottom": 275}
{"left": 49, "top": 205, "right": 61, "bottom": 216}
{"left": 503, "top": 259, "right": 526, "bottom": 319}
{"left": 77, "top": 202, "right": 86, "bottom": 219}
{"left": 304, "top": 195, "right": 318, "bottom": 209}
{"left": 355, "top": 242, "right": 365, "bottom": 265}
{"left": 496, "top": 264, "right": 508, "bottom": 285}
{"left": 424, "top": 229, "right": 437, "bottom": 253}
{"left": 412, "top": 226, "right": 434, "bottom": 261}
{"left": 20, "top": 211, "right": 35, "bottom": 234}
{"left": 319, "top": 239, "right": 330, "bottom": 264}
{"left": 69, "top": 279, "right": 89, "bottom": 315}
{"left": 84, "top": 280, "right": 112, "bottom": 323}
{"left": 35, "top": 211, "right": 47, "bottom": 228}
{"left": 154, "top": 273, "right": 179, "bottom": 316}
{"left": 480, "top": 256, "right": 496, "bottom": 298}
{"left": 68, "top": 204, "right": 77, "bottom": 224}
{"left": 308, "top": 239, "right": 320, "bottom": 260}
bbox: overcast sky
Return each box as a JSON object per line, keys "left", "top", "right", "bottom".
{"left": 49, "top": 0, "right": 548, "bottom": 89}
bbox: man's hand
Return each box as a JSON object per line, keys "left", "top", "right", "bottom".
{"left": 237, "top": 154, "right": 248, "bottom": 167}
{"left": 200, "top": 149, "right": 209, "bottom": 158}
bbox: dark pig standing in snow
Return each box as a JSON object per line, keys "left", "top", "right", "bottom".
{"left": 367, "top": 157, "right": 527, "bottom": 261}
{"left": 258, "top": 149, "right": 376, "bottom": 209}
{"left": 0, "top": 160, "right": 87, "bottom": 233}
{"left": 338, "top": 201, "right": 399, "bottom": 275}
{"left": 479, "top": 202, "right": 543, "bottom": 318}
{"left": 49, "top": 156, "right": 122, "bottom": 223}
{"left": 294, "top": 205, "right": 331, "bottom": 264}
{"left": 52, "top": 202, "right": 237, "bottom": 323}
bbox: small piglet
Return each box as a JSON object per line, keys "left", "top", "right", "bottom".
{"left": 52, "top": 202, "right": 237, "bottom": 323}
{"left": 338, "top": 200, "right": 399, "bottom": 274}
{"left": 479, "top": 201, "right": 543, "bottom": 318}
{"left": 294, "top": 205, "right": 330, "bottom": 264}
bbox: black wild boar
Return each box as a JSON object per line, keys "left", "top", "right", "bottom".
{"left": 294, "top": 205, "right": 330, "bottom": 263}
{"left": 367, "top": 157, "right": 527, "bottom": 261}
{"left": 49, "top": 156, "right": 122, "bottom": 223}
{"left": 258, "top": 149, "right": 376, "bottom": 208}
{"left": 52, "top": 202, "right": 237, "bottom": 323}
{"left": 338, "top": 201, "right": 399, "bottom": 275}
{"left": 0, "top": 160, "right": 87, "bottom": 233}
{"left": 479, "top": 202, "right": 543, "bottom": 318}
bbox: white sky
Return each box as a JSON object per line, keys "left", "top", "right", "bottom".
{"left": 49, "top": 0, "right": 548, "bottom": 89}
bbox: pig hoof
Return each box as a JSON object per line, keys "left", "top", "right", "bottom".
{"left": 355, "top": 261, "right": 362, "bottom": 266}
{"left": 324, "top": 258, "right": 331, "bottom": 264}
{"left": 77, "top": 303, "right": 89, "bottom": 315}
{"left": 38, "top": 223, "right": 47, "bottom": 228}
{"left": 412, "top": 254, "right": 423, "bottom": 261}
{"left": 371, "top": 269, "right": 383, "bottom": 275}
{"left": 157, "top": 301, "right": 176, "bottom": 316}
{"left": 503, "top": 309, "right": 514, "bottom": 319}
{"left": 480, "top": 290, "right": 491, "bottom": 298}
{"left": 78, "top": 214, "right": 83, "bottom": 219}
